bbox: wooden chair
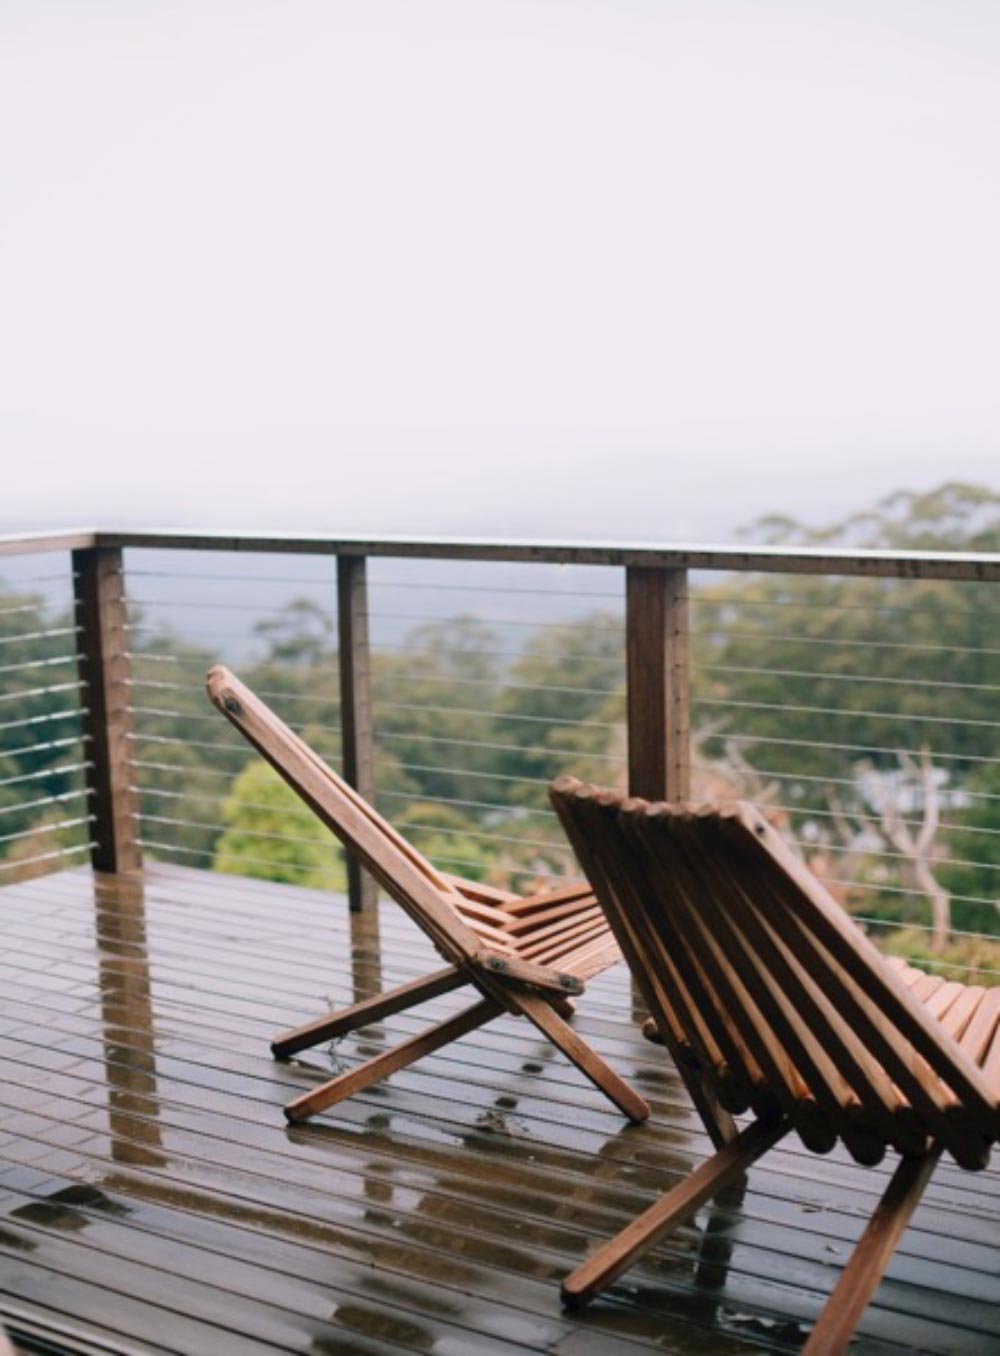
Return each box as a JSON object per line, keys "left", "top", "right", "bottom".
{"left": 205, "top": 667, "right": 649, "bottom": 1125}
{"left": 549, "top": 777, "right": 1000, "bottom": 1355}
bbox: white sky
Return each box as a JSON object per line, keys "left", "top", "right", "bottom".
{"left": 1, "top": 1, "right": 998, "bottom": 542}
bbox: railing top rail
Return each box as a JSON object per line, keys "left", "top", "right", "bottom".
{"left": 99, "top": 529, "right": 1000, "bottom": 581}
{"left": 2, "top": 527, "right": 999, "bottom": 580}
{"left": 0, "top": 529, "right": 97, "bottom": 559}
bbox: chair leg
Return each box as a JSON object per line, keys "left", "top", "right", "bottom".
{"left": 272, "top": 966, "right": 465, "bottom": 1058}
{"left": 283, "top": 996, "right": 502, "bottom": 1123}
{"left": 642, "top": 1020, "right": 737, "bottom": 1149}
{"left": 514, "top": 990, "right": 651, "bottom": 1123}
{"left": 562, "top": 1116, "right": 789, "bottom": 1308}
{"left": 801, "top": 1147, "right": 941, "bottom": 1356}
{"left": 681, "top": 1066, "right": 739, "bottom": 1150}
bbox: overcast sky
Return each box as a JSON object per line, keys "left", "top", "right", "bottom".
{"left": 2, "top": 1, "right": 998, "bottom": 543}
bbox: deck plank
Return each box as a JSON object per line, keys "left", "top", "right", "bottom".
{"left": 0, "top": 863, "right": 998, "bottom": 1355}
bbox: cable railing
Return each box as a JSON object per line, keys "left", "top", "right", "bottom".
{"left": 0, "top": 550, "right": 94, "bottom": 880}
{"left": 690, "top": 567, "right": 1000, "bottom": 982}
{"left": 1, "top": 527, "right": 998, "bottom": 986}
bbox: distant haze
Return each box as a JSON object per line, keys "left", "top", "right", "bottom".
{"left": 2, "top": 1, "right": 998, "bottom": 542}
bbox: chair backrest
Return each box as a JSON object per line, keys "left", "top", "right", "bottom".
{"left": 206, "top": 666, "right": 484, "bottom": 966}
{"left": 549, "top": 777, "right": 998, "bottom": 1169}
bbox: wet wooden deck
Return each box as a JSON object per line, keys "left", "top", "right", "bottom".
{"left": 0, "top": 863, "right": 997, "bottom": 1356}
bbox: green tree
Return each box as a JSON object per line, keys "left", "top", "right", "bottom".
{"left": 128, "top": 629, "right": 248, "bottom": 866}
{"left": 372, "top": 616, "right": 504, "bottom": 808}
{"left": 0, "top": 584, "right": 90, "bottom": 864}
{"left": 214, "top": 761, "right": 346, "bottom": 889}
{"left": 493, "top": 614, "right": 625, "bottom": 805}
{"left": 253, "top": 598, "right": 335, "bottom": 667}
{"left": 394, "top": 801, "right": 497, "bottom": 882}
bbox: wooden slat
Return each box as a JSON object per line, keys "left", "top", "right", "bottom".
{"left": 684, "top": 814, "right": 922, "bottom": 1155}
{"left": 925, "top": 981, "right": 967, "bottom": 1024}
{"left": 521, "top": 925, "right": 610, "bottom": 973}
{"left": 553, "top": 937, "right": 622, "bottom": 982}
{"left": 718, "top": 806, "right": 1000, "bottom": 1139}
{"left": 959, "top": 989, "right": 1000, "bottom": 1064}
{"left": 498, "top": 882, "right": 593, "bottom": 918}
{"left": 502, "top": 897, "right": 602, "bottom": 937}
{"left": 911, "top": 973, "right": 947, "bottom": 1004}
{"left": 940, "top": 985, "right": 986, "bottom": 1042}
{"left": 719, "top": 834, "right": 973, "bottom": 1161}
{"left": 551, "top": 781, "right": 744, "bottom": 1134}
{"left": 582, "top": 790, "right": 758, "bottom": 1106}
{"left": 629, "top": 806, "right": 851, "bottom": 1156}
{"left": 550, "top": 782, "right": 730, "bottom": 1112}
{"left": 983, "top": 1024, "right": 1000, "bottom": 1095}
{"left": 513, "top": 906, "right": 604, "bottom": 954}
{"left": 663, "top": 810, "right": 897, "bottom": 1163}
{"left": 444, "top": 875, "right": 521, "bottom": 907}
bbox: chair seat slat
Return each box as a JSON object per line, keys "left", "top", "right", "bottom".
{"left": 519, "top": 913, "right": 607, "bottom": 960}
{"left": 935, "top": 984, "right": 983, "bottom": 1038}
{"left": 959, "top": 988, "right": 1000, "bottom": 1064}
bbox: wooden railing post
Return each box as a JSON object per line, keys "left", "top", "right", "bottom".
{"left": 625, "top": 567, "right": 691, "bottom": 801}
{"left": 337, "top": 554, "right": 378, "bottom": 912}
{"left": 72, "top": 546, "right": 142, "bottom": 874}
{"left": 625, "top": 565, "right": 735, "bottom": 1145}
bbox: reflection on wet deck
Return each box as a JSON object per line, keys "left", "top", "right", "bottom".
{"left": 0, "top": 863, "right": 997, "bottom": 1355}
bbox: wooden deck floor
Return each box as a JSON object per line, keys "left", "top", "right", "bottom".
{"left": 0, "top": 863, "right": 997, "bottom": 1356}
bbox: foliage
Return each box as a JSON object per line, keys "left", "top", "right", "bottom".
{"left": 0, "top": 586, "right": 91, "bottom": 868}
{"left": 253, "top": 599, "right": 335, "bottom": 667}
{"left": 372, "top": 615, "right": 503, "bottom": 808}
{"left": 877, "top": 927, "right": 1000, "bottom": 988}
{"left": 493, "top": 616, "right": 625, "bottom": 804}
{"left": 214, "top": 761, "right": 346, "bottom": 890}
{"left": 128, "top": 632, "right": 248, "bottom": 866}
{"left": 393, "top": 801, "right": 497, "bottom": 883}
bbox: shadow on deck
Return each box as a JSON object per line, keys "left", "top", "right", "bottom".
{"left": 0, "top": 863, "right": 997, "bottom": 1355}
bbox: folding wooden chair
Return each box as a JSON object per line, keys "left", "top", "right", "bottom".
{"left": 549, "top": 777, "right": 1000, "bottom": 1355}
{"left": 205, "top": 667, "right": 649, "bottom": 1125}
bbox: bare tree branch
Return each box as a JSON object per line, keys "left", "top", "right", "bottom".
{"left": 840, "top": 750, "right": 951, "bottom": 953}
